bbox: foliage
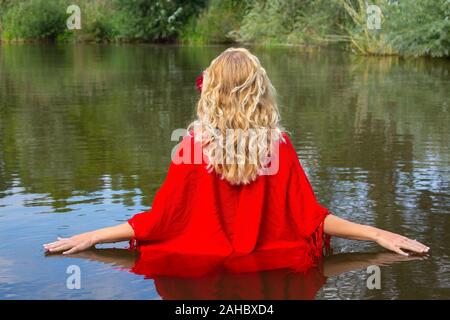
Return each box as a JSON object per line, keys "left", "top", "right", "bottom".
{"left": 331, "top": 0, "right": 450, "bottom": 57}
{"left": 1, "top": 0, "right": 68, "bottom": 41}
{"left": 236, "top": 0, "right": 341, "bottom": 45}
{"left": 78, "top": 0, "right": 117, "bottom": 42}
{"left": 0, "top": 0, "right": 447, "bottom": 57}
{"left": 113, "top": 0, "right": 207, "bottom": 42}
{"left": 384, "top": 0, "right": 450, "bottom": 57}
{"left": 331, "top": 0, "right": 395, "bottom": 55}
{"left": 180, "top": 0, "right": 246, "bottom": 44}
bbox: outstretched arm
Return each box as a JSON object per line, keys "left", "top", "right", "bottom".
{"left": 324, "top": 214, "right": 429, "bottom": 256}
{"left": 43, "top": 223, "right": 134, "bottom": 255}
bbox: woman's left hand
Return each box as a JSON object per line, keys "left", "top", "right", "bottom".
{"left": 374, "top": 229, "right": 429, "bottom": 256}
{"left": 324, "top": 215, "right": 430, "bottom": 256}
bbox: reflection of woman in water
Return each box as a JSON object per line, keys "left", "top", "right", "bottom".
{"left": 58, "top": 248, "right": 424, "bottom": 300}
{"left": 44, "top": 48, "right": 428, "bottom": 270}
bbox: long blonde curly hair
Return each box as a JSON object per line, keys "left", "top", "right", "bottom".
{"left": 188, "top": 47, "right": 283, "bottom": 185}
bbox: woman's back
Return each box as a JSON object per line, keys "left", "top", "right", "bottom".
{"left": 128, "top": 132, "right": 330, "bottom": 270}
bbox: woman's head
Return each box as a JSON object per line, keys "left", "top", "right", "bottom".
{"left": 189, "top": 47, "right": 283, "bottom": 185}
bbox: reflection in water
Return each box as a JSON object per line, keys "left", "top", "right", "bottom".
{"left": 0, "top": 45, "right": 449, "bottom": 299}
{"left": 47, "top": 248, "right": 426, "bottom": 300}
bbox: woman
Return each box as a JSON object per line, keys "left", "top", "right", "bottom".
{"left": 44, "top": 48, "right": 429, "bottom": 270}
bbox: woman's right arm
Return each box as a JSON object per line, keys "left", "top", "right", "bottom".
{"left": 44, "top": 134, "right": 198, "bottom": 255}
{"left": 43, "top": 223, "right": 135, "bottom": 255}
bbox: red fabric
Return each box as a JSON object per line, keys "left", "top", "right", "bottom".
{"left": 129, "top": 248, "right": 327, "bottom": 299}
{"left": 128, "top": 132, "right": 331, "bottom": 271}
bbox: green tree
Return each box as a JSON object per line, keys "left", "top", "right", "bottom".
{"left": 114, "top": 0, "right": 207, "bottom": 42}
{"left": 385, "top": 0, "right": 450, "bottom": 57}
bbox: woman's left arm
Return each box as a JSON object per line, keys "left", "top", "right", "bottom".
{"left": 323, "top": 214, "right": 429, "bottom": 256}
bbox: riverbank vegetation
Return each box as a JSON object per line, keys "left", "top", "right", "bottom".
{"left": 0, "top": 0, "right": 448, "bottom": 57}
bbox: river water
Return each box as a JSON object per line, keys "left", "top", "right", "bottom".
{"left": 0, "top": 44, "right": 449, "bottom": 299}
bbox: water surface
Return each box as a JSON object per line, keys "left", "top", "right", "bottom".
{"left": 0, "top": 44, "right": 449, "bottom": 299}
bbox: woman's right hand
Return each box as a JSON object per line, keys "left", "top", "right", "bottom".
{"left": 43, "top": 232, "right": 97, "bottom": 255}
{"left": 43, "top": 223, "right": 135, "bottom": 255}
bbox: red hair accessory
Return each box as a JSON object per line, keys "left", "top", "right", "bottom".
{"left": 196, "top": 71, "right": 204, "bottom": 92}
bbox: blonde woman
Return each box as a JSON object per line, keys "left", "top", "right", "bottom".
{"left": 44, "top": 48, "right": 429, "bottom": 270}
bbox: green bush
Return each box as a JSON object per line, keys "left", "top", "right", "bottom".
{"left": 287, "top": 0, "right": 342, "bottom": 45}
{"left": 78, "top": 0, "right": 117, "bottom": 42}
{"left": 179, "top": 0, "right": 245, "bottom": 44}
{"left": 237, "top": 0, "right": 341, "bottom": 46}
{"left": 113, "top": 0, "right": 207, "bottom": 42}
{"left": 0, "top": 0, "right": 207, "bottom": 43}
{"left": 0, "top": 0, "right": 447, "bottom": 58}
{"left": 1, "top": 0, "right": 68, "bottom": 41}
{"left": 238, "top": 0, "right": 299, "bottom": 44}
{"left": 384, "top": 0, "right": 450, "bottom": 57}
{"left": 330, "top": 0, "right": 450, "bottom": 57}
{"left": 180, "top": 0, "right": 247, "bottom": 44}
{"left": 331, "top": 0, "right": 395, "bottom": 55}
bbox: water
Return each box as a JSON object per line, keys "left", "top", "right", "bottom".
{"left": 0, "top": 44, "right": 449, "bottom": 299}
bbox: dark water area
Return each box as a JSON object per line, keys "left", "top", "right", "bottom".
{"left": 0, "top": 44, "right": 449, "bottom": 299}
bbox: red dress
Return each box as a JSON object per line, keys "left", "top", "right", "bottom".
{"left": 129, "top": 247, "right": 327, "bottom": 299}
{"left": 128, "top": 132, "right": 331, "bottom": 271}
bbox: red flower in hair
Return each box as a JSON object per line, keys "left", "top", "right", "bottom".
{"left": 196, "top": 71, "right": 204, "bottom": 92}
